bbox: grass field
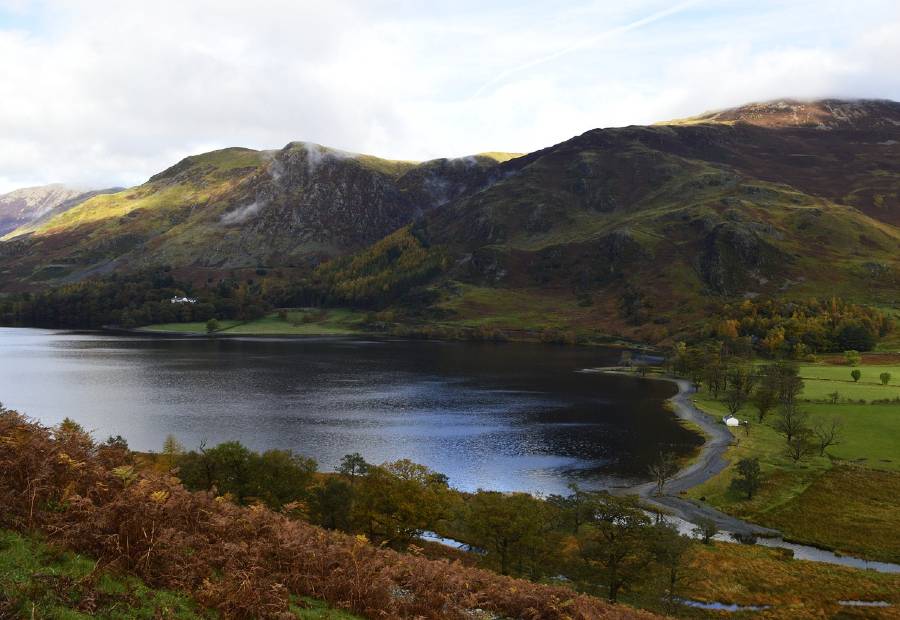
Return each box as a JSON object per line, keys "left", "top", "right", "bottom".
{"left": 140, "top": 309, "right": 367, "bottom": 336}
{"left": 0, "top": 529, "right": 361, "bottom": 619}
{"left": 796, "top": 363, "right": 900, "bottom": 401}
{"left": 687, "top": 363, "right": 900, "bottom": 563}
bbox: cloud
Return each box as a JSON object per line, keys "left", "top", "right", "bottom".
{"left": 221, "top": 201, "right": 262, "bottom": 226}
{"left": 0, "top": 0, "right": 898, "bottom": 193}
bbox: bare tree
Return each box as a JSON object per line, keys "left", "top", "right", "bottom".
{"left": 773, "top": 402, "right": 809, "bottom": 445}
{"left": 692, "top": 518, "right": 718, "bottom": 544}
{"left": 813, "top": 417, "right": 843, "bottom": 456}
{"left": 787, "top": 430, "right": 812, "bottom": 462}
{"left": 648, "top": 451, "right": 679, "bottom": 496}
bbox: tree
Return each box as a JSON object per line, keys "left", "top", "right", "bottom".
{"left": 546, "top": 483, "right": 594, "bottom": 534}
{"left": 729, "top": 458, "right": 761, "bottom": 499}
{"left": 844, "top": 350, "right": 861, "bottom": 366}
{"left": 310, "top": 477, "right": 354, "bottom": 531}
{"left": 880, "top": 372, "right": 891, "bottom": 386}
{"left": 250, "top": 449, "right": 317, "bottom": 509}
{"left": 352, "top": 460, "right": 452, "bottom": 548}
{"left": 671, "top": 342, "right": 688, "bottom": 375}
{"left": 206, "top": 318, "right": 220, "bottom": 333}
{"left": 576, "top": 494, "right": 653, "bottom": 602}
{"left": 813, "top": 417, "right": 842, "bottom": 456}
{"left": 773, "top": 402, "right": 809, "bottom": 445}
{"left": 692, "top": 517, "right": 718, "bottom": 544}
{"left": 786, "top": 429, "right": 812, "bottom": 462}
{"left": 205, "top": 441, "right": 254, "bottom": 502}
{"left": 751, "top": 385, "right": 777, "bottom": 422}
{"left": 851, "top": 369, "right": 861, "bottom": 383}
{"left": 160, "top": 434, "right": 185, "bottom": 471}
{"left": 650, "top": 524, "right": 693, "bottom": 614}
{"left": 464, "top": 491, "right": 552, "bottom": 576}
{"left": 770, "top": 362, "right": 804, "bottom": 405}
{"left": 723, "top": 385, "right": 747, "bottom": 416}
{"left": 338, "top": 452, "right": 369, "bottom": 484}
{"left": 827, "top": 391, "right": 841, "bottom": 404}
{"left": 647, "top": 451, "right": 679, "bottom": 496}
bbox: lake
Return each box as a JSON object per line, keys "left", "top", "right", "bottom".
{"left": 0, "top": 328, "right": 700, "bottom": 495}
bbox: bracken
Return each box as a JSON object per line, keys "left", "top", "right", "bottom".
{"left": 0, "top": 408, "right": 660, "bottom": 620}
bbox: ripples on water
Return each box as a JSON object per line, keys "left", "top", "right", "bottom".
{"left": 0, "top": 328, "right": 701, "bottom": 495}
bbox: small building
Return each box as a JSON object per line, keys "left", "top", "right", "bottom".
{"left": 722, "top": 415, "right": 740, "bottom": 427}
{"left": 170, "top": 296, "right": 197, "bottom": 304}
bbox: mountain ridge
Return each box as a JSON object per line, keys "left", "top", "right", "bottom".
{"left": 0, "top": 98, "right": 897, "bottom": 342}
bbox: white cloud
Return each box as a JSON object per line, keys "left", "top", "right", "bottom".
{"left": 0, "top": 0, "right": 898, "bottom": 193}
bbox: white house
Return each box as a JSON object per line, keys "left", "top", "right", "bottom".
{"left": 170, "top": 296, "right": 198, "bottom": 304}
{"left": 722, "top": 415, "right": 740, "bottom": 427}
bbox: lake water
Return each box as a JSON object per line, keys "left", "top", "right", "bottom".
{"left": 0, "top": 328, "right": 700, "bottom": 495}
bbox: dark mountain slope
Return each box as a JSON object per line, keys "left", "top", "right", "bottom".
{"left": 355, "top": 100, "right": 900, "bottom": 340}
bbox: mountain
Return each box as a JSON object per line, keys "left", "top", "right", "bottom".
{"left": 0, "top": 184, "right": 120, "bottom": 237}
{"left": 341, "top": 99, "right": 900, "bottom": 340}
{"left": 0, "top": 145, "right": 517, "bottom": 286}
{"left": 0, "top": 98, "right": 897, "bottom": 342}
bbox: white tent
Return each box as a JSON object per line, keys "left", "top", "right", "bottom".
{"left": 723, "top": 416, "right": 740, "bottom": 427}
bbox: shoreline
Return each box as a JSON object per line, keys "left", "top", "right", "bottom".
{"left": 101, "top": 324, "right": 654, "bottom": 351}
{"left": 594, "top": 369, "right": 780, "bottom": 537}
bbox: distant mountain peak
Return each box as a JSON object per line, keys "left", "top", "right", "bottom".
{"left": 0, "top": 184, "right": 94, "bottom": 237}
{"left": 663, "top": 98, "right": 900, "bottom": 130}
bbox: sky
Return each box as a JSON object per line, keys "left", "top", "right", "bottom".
{"left": 1, "top": 0, "right": 899, "bottom": 193}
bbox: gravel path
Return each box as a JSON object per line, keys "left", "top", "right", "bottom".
{"left": 602, "top": 372, "right": 780, "bottom": 537}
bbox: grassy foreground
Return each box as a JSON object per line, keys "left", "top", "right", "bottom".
{"left": 0, "top": 530, "right": 361, "bottom": 619}
{"left": 0, "top": 529, "right": 204, "bottom": 619}
{"left": 685, "top": 360, "right": 900, "bottom": 563}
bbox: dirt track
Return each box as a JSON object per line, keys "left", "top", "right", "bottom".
{"left": 603, "top": 372, "right": 779, "bottom": 537}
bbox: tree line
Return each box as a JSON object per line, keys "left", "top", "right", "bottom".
{"left": 0, "top": 268, "right": 270, "bottom": 329}
{"left": 711, "top": 297, "right": 892, "bottom": 355}
{"left": 152, "top": 436, "right": 703, "bottom": 609}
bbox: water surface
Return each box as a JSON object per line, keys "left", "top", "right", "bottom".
{"left": 0, "top": 328, "right": 700, "bottom": 494}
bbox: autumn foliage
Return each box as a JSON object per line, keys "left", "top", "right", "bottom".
{"left": 0, "top": 408, "right": 658, "bottom": 620}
